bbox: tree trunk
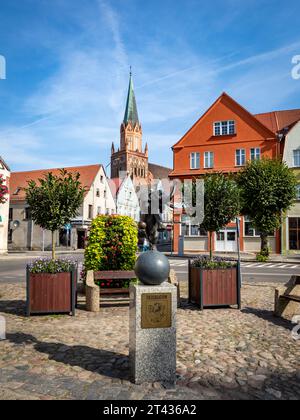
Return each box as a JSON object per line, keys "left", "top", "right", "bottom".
{"left": 52, "top": 231, "right": 56, "bottom": 260}
{"left": 260, "top": 232, "right": 269, "bottom": 256}
{"left": 209, "top": 232, "right": 213, "bottom": 260}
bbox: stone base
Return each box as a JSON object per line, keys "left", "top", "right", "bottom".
{"left": 129, "top": 283, "right": 177, "bottom": 385}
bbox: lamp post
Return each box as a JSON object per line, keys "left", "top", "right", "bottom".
{"left": 236, "top": 217, "right": 242, "bottom": 285}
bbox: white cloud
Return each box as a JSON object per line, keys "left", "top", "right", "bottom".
{"left": 2, "top": 1, "right": 300, "bottom": 172}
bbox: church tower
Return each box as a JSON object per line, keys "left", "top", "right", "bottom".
{"left": 111, "top": 72, "right": 149, "bottom": 182}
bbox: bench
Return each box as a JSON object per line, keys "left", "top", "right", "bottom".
{"left": 280, "top": 294, "right": 300, "bottom": 303}
{"left": 86, "top": 270, "right": 136, "bottom": 312}
{"left": 274, "top": 276, "right": 300, "bottom": 319}
{"left": 86, "top": 269, "right": 181, "bottom": 312}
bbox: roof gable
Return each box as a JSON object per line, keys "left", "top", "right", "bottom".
{"left": 0, "top": 156, "right": 11, "bottom": 172}
{"left": 173, "top": 92, "right": 276, "bottom": 149}
{"left": 10, "top": 164, "right": 102, "bottom": 202}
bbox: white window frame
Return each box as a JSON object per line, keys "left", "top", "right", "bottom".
{"left": 296, "top": 185, "right": 300, "bottom": 200}
{"left": 214, "top": 120, "right": 235, "bottom": 136}
{"left": 244, "top": 216, "right": 275, "bottom": 238}
{"left": 250, "top": 148, "right": 261, "bottom": 161}
{"left": 190, "top": 152, "right": 200, "bottom": 170}
{"left": 244, "top": 216, "right": 259, "bottom": 237}
{"left": 293, "top": 150, "right": 300, "bottom": 167}
{"left": 204, "top": 151, "right": 214, "bottom": 169}
{"left": 180, "top": 217, "right": 207, "bottom": 237}
{"left": 236, "top": 149, "right": 246, "bottom": 166}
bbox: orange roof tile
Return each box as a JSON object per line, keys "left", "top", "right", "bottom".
{"left": 10, "top": 164, "right": 102, "bottom": 202}
{"left": 255, "top": 109, "right": 300, "bottom": 133}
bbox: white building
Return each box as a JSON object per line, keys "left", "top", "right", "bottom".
{"left": 110, "top": 174, "right": 140, "bottom": 222}
{"left": 282, "top": 121, "right": 300, "bottom": 254}
{"left": 9, "top": 164, "right": 116, "bottom": 250}
{"left": 0, "top": 157, "right": 10, "bottom": 254}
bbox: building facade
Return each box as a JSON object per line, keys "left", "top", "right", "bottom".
{"left": 282, "top": 121, "right": 300, "bottom": 254}
{"left": 169, "top": 93, "right": 300, "bottom": 254}
{"left": 0, "top": 157, "right": 10, "bottom": 254}
{"left": 9, "top": 164, "right": 116, "bottom": 251}
{"left": 110, "top": 174, "right": 141, "bottom": 222}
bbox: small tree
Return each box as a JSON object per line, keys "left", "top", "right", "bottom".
{"left": 237, "top": 158, "right": 297, "bottom": 257}
{"left": 0, "top": 174, "right": 9, "bottom": 204}
{"left": 26, "top": 169, "right": 85, "bottom": 259}
{"left": 202, "top": 173, "right": 241, "bottom": 259}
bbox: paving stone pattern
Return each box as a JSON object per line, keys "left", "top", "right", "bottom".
{"left": 0, "top": 281, "right": 299, "bottom": 400}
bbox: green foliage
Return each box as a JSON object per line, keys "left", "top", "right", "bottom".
{"left": 256, "top": 253, "right": 269, "bottom": 263}
{"left": 25, "top": 169, "right": 86, "bottom": 232}
{"left": 28, "top": 258, "right": 77, "bottom": 274}
{"left": 184, "top": 173, "right": 241, "bottom": 259}
{"left": 237, "top": 158, "right": 297, "bottom": 255}
{"left": 25, "top": 169, "right": 86, "bottom": 259}
{"left": 192, "top": 256, "right": 237, "bottom": 269}
{"left": 84, "top": 215, "right": 138, "bottom": 276}
{"left": 202, "top": 173, "right": 241, "bottom": 234}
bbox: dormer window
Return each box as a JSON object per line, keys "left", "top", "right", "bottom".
{"left": 214, "top": 120, "right": 235, "bottom": 136}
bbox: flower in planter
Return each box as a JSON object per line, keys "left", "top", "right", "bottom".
{"left": 28, "top": 258, "right": 77, "bottom": 274}
{"left": 192, "top": 255, "right": 237, "bottom": 270}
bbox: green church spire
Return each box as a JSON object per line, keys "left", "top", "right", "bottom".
{"left": 123, "top": 71, "right": 139, "bottom": 125}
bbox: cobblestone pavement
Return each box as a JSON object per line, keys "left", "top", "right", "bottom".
{"left": 0, "top": 281, "right": 299, "bottom": 400}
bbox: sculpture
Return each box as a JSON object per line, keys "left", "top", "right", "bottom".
{"left": 138, "top": 181, "right": 175, "bottom": 251}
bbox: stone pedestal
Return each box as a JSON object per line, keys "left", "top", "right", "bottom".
{"left": 129, "top": 283, "right": 177, "bottom": 385}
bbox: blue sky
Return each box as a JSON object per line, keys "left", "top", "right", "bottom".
{"left": 0, "top": 0, "right": 300, "bottom": 172}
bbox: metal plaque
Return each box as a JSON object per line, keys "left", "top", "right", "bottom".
{"left": 141, "top": 293, "right": 172, "bottom": 329}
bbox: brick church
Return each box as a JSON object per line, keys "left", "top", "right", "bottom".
{"left": 111, "top": 73, "right": 171, "bottom": 184}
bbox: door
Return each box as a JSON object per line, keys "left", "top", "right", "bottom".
{"left": 216, "top": 231, "right": 226, "bottom": 251}
{"left": 77, "top": 231, "right": 86, "bottom": 249}
{"left": 226, "top": 230, "right": 237, "bottom": 252}
{"left": 215, "top": 229, "right": 237, "bottom": 252}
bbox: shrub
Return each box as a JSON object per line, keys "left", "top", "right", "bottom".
{"left": 256, "top": 253, "right": 269, "bottom": 263}
{"left": 28, "top": 258, "right": 77, "bottom": 274}
{"left": 191, "top": 256, "right": 237, "bottom": 270}
{"left": 84, "top": 215, "right": 138, "bottom": 278}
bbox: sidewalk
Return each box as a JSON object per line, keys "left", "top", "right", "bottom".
{"left": 0, "top": 250, "right": 84, "bottom": 260}
{"left": 1, "top": 280, "right": 299, "bottom": 400}
{"left": 165, "top": 251, "right": 300, "bottom": 264}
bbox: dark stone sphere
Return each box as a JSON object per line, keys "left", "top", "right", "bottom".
{"left": 135, "top": 251, "right": 170, "bottom": 285}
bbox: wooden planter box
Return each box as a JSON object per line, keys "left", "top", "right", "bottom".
{"left": 26, "top": 268, "right": 77, "bottom": 316}
{"left": 188, "top": 261, "right": 241, "bottom": 310}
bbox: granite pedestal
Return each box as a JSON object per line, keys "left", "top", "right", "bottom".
{"left": 129, "top": 283, "right": 177, "bottom": 385}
